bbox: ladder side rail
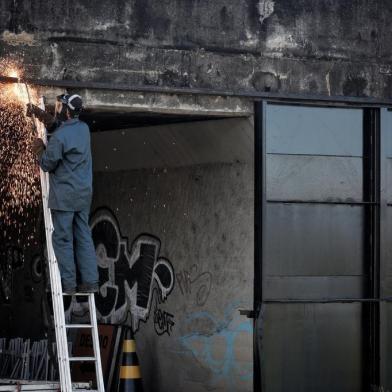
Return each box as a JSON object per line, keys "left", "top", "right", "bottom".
{"left": 39, "top": 151, "right": 71, "bottom": 390}
{"left": 40, "top": 150, "right": 72, "bottom": 391}
{"left": 88, "top": 294, "right": 105, "bottom": 392}
{"left": 40, "top": 161, "right": 72, "bottom": 391}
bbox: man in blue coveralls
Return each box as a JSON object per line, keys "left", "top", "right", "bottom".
{"left": 31, "top": 94, "right": 99, "bottom": 295}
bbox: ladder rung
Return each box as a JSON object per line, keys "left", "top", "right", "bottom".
{"left": 65, "top": 324, "right": 92, "bottom": 328}
{"left": 69, "top": 356, "right": 96, "bottom": 362}
{"left": 62, "top": 293, "right": 93, "bottom": 296}
{"left": 73, "top": 390, "right": 98, "bottom": 392}
{"left": 72, "top": 383, "right": 94, "bottom": 390}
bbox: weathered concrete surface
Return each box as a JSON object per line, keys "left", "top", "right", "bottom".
{"left": 91, "top": 117, "right": 253, "bottom": 170}
{"left": 91, "top": 163, "right": 254, "bottom": 392}
{"left": 36, "top": 86, "right": 254, "bottom": 117}
{"left": 1, "top": 0, "right": 392, "bottom": 99}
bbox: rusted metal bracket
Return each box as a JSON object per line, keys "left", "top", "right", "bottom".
{"left": 239, "top": 309, "right": 256, "bottom": 318}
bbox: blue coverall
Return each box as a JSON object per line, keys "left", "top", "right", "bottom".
{"left": 39, "top": 118, "right": 98, "bottom": 291}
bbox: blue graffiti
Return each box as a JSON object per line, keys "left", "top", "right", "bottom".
{"left": 179, "top": 304, "right": 253, "bottom": 389}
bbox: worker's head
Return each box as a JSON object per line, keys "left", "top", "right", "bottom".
{"left": 55, "top": 94, "right": 83, "bottom": 120}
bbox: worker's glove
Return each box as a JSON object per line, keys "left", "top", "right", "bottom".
{"left": 26, "top": 104, "right": 55, "bottom": 129}
{"left": 32, "top": 138, "right": 45, "bottom": 159}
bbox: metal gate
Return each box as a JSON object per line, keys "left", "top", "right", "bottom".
{"left": 254, "top": 102, "right": 392, "bottom": 391}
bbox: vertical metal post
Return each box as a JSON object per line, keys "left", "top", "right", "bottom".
{"left": 379, "top": 108, "right": 390, "bottom": 388}
{"left": 88, "top": 294, "right": 105, "bottom": 392}
{"left": 254, "top": 100, "right": 266, "bottom": 392}
{"left": 362, "top": 108, "right": 381, "bottom": 390}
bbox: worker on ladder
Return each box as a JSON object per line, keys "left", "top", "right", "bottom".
{"left": 29, "top": 94, "right": 99, "bottom": 295}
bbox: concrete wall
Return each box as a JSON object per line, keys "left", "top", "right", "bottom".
{"left": 82, "top": 117, "right": 254, "bottom": 391}
{"left": 1, "top": 0, "right": 392, "bottom": 99}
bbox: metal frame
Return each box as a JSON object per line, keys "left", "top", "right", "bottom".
{"left": 254, "top": 99, "right": 386, "bottom": 392}
{"left": 362, "top": 108, "right": 381, "bottom": 389}
{"left": 379, "top": 108, "right": 390, "bottom": 388}
{"left": 254, "top": 101, "right": 265, "bottom": 392}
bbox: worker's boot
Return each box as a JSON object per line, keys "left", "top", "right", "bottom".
{"left": 63, "top": 286, "right": 76, "bottom": 295}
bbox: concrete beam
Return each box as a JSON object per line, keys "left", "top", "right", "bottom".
{"left": 36, "top": 86, "right": 254, "bottom": 116}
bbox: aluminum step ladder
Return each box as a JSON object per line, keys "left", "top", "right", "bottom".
{"left": 28, "top": 94, "right": 105, "bottom": 392}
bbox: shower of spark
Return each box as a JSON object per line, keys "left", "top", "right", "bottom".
{"left": 0, "top": 59, "right": 41, "bottom": 246}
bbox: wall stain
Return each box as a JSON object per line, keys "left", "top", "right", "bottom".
{"left": 342, "top": 75, "right": 368, "bottom": 97}
{"left": 179, "top": 303, "right": 252, "bottom": 390}
{"left": 257, "top": 0, "right": 275, "bottom": 26}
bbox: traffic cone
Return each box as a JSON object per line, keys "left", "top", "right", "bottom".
{"left": 118, "top": 327, "right": 144, "bottom": 392}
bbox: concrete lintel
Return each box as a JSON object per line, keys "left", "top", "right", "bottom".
{"left": 36, "top": 86, "right": 253, "bottom": 117}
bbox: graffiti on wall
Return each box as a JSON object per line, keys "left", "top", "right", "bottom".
{"left": 179, "top": 303, "right": 253, "bottom": 391}
{"left": 66, "top": 208, "right": 175, "bottom": 332}
{"left": 176, "top": 264, "right": 212, "bottom": 306}
{"left": 0, "top": 246, "right": 24, "bottom": 302}
{"left": 153, "top": 295, "right": 175, "bottom": 336}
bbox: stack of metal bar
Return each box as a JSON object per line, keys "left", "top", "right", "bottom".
{"left": 0, "top": 338, "right": 59, "bottom": 381}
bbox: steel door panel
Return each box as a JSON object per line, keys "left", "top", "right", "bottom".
{"left": 264, "top": 276, "right": 365, "bottom": 300}
{"left": 266, "top": 105, "right": 363, "bottom": 156}
{"left": 380, "top": 303, "right": 392, "bottom": 391}
{"left": 385, "top": 159, "right": 392, "bottom": 202}
{"left": 266, "top": 155, "right": 363, "bottom": 202}
{"left": 265, "top": 204, "right": 364, "bottom": 276}
{"left": 381, "top": 277, "right": 392, "bottom": 297}
{"left": 382, "top": 208, "right": 392, "bottom": 278}
{"left": 263, "top": 303, "right": 363, "bottom": 392}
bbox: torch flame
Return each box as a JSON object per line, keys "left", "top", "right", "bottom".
{"left": 9, "top": 69, "right": 18, "bottom": 78}
{"left": 0, "top": 66, "right": 33, "bottom": 104}
{"left": 8, "top": 68, "right": 30, "bottom": 103}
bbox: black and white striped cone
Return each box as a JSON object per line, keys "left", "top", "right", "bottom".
{"left": 118, "top": 327, "right": 144, "bottom": 392}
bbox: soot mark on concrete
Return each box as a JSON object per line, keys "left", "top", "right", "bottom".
{"left": 342, "top": 75, "right": 368, "bottom": 97}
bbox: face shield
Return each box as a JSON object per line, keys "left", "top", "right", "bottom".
{"left": 55, "top": 100, "right": 63, "bottom": 115}
{"left": 55, "top": 95, "right": 69, "bottom": 122}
